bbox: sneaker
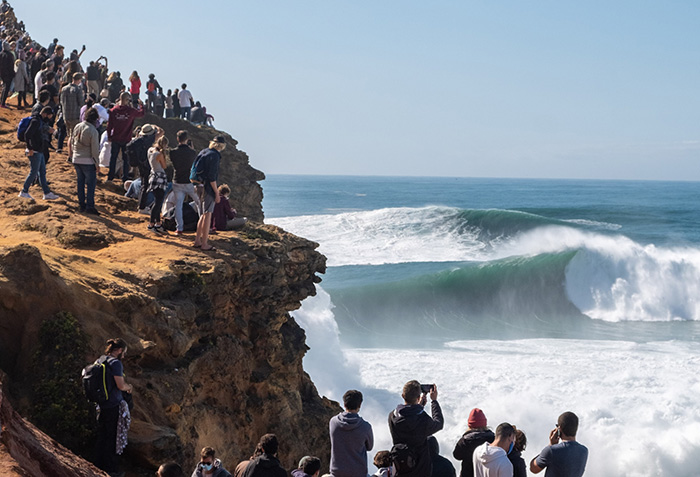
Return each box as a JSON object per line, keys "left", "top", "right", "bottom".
{"left": 18, "top": 191, "right": 33, "bottom": 199}
{"left": 153, "top": 225, "right": 168, "bottom": 235}
{"left": 56, "top": 149, "right": 63, "bottom": 154}
{"left": 175, "top": 230, "right": 184, "bottom": 236}
{"left": 43, "top": 192, "right": 59, "bottom": 200}
{"left": 85, "top": 208, "right": 101, "bottom": 216}
{"left": 138, "top": 207, "right": 151, "bottom": 215}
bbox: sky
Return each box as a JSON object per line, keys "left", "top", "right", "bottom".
{"left": 17, "top": 1, "right": 700, "bottom": 180}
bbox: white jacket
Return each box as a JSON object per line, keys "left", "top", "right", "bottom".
{"left": 472, "top": 442, "right": 513, "bottom": 477}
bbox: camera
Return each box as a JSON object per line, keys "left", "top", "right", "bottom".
{"left": 420, "top": 384, "right": 435, "bottom": 394}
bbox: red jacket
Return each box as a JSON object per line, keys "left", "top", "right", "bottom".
{"left": 107, "top": 104, "right": 145, "bottom": 143}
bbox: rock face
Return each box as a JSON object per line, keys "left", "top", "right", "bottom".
{"left": 0, "top": 104, "right": 339, "bottom": 475}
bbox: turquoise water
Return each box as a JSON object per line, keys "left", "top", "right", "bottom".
{"left": 265, "top": 175, "right": 700, "bottom": 345}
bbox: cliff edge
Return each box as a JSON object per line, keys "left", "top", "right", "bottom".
{"left": 0, "top": 106, "right": 340, "bottom": 475}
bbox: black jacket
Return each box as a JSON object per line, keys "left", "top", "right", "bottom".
{"left": 388, "top": 401, "right": 444, "bottom": 477}
{"left": 428, "top": 436, "right": 455, "bottom": 477}
{"left": 25, "top": 113, "right": 45, "bottom": 152}
{"left": 242, "top": 453, "right": 287, "bottom": 477}
{"left": 452, "top": 429, "right": 495, "bottom": 477}
{"left": 507, "top": 449, "right": 526, "bottom": 477}
{"left": 0, "top": 50, "right": 14, "bottom": 79}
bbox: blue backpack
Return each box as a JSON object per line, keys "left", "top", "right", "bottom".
{"left": 16, "top": 116, "right": 31, "bottom": 142}
{"left": 190, "top": 149, "right": 209, "bottom": 184}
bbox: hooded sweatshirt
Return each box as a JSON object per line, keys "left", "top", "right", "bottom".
{"left": 453, "top": 429, "right": 495, "bottom": 477}
{"left": 329, "top": 411, "right": 374, "bottom": 477}
{"left": 388, "top": 401, "right": 444, "bottom": 477}
{"left": 242, "top": 453, "right": 287, "bottom": 477}
{"left": 472, "top": 443, "right": 512, "bottom": 477}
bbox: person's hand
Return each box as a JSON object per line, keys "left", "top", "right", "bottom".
{"left": 549, "top": 427, "right": 560, "bottom": 446}
{"left": 429, "top": 384, "right": 438, "bottom": 401}
{"left": 419, "top": 394, "right": 427, "bottom": 407}
{"left": 215, "top": 194, "right": 221, "bottom": 204}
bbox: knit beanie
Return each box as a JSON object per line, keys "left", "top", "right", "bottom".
{"left": 468, "top": 408, "right": 487, "bottom": 428}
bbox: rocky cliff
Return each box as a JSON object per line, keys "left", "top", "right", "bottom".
{"left": 0, "top": 103, "right": 340, "bottom": 476}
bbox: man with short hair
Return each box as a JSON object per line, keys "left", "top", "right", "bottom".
{"left": 242, "top": 434, "right": 287, "bottom": 477}
{"left": 60, "top": 71, "right": 84, "bottom": 156}
{"left": 472, "top": 423, "right": 515, "bottom": 477}
{"left": 193, "top": 135, "right": 226, "bottom": 251}
{"left": 106, "top": 91, "right": 144, "bottom": 182}
{"left": 389, "top": 381, "right": 444, "bottom": 477}
{"left": 86, "top": 60, "right": 100, "bottom": 97}
{"left": 530, "top": 412, "right": 588, "bottom": 477}
{"left": 293, "top": 456, "right": 321, "bottom": 477}
{"left": 169, "top": 129, "right": 200, "bottom": 235}
{"left": 158, "top": 462, "right": 184, "bottom": 477}
{"left": 329, "top": 389, "right": 374, "bottom": 477}
{"left": 18, "top": 106, "right": 59, "bottom": 200}
{"left": 178, "top": 83, "right": 193, "bottom": 120}
{"left": 192, "top": 446, "right": 232, "bottom": 477}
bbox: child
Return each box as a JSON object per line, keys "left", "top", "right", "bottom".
{"left": 211, "top": 184, "right": 247, "bottom": 232}
{"left": 372, "top": 451, "right": 394, "bottom": 477}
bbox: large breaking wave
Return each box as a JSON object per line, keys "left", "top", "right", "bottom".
{"left": 271, "top": 206, "right": 700, "bottom": 341}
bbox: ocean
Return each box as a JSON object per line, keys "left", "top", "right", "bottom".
{"left": 264, "top": 175, "right": 700, "bottom": 477}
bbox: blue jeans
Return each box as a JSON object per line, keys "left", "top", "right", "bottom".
{"left": 22, "top": 151, "right": 51, "bottom": 194}
{"left": 172, "top": 182, "right": 200, "bottom": 232}
{"left": 108, "top": 140, "right": 128, "bottom": 181}
{"left": 74, "top": 163, "right": 97, "bottom": 210}
{"left": 180, "top": 106, "right": 191, "bottom": 121}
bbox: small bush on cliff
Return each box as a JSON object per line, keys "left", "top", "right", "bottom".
{"left": 31, "top": 311, "right": 96, "bottom": 456}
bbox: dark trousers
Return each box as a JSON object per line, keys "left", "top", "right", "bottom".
{"left": 74, "top": 163, "right": 97, "bottom": 210}
{"left": 150, "top": 188, "right": 165, "bottom": 223}
{"left": 94, "top": 405, "right": 119, "bottom": 473}
{"left": 108, "top": 140, "right": 128, "bottom": 181}
{"left": 137, "top": 163, "right": 151, "bottom": 210}
{"left": 0, "top": 75, "right": 13, "bottom": 106}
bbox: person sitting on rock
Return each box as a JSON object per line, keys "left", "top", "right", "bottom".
{"left": 211, "top": 184, "right": 247, "bottom": 232}
{"left": 192, "top": 446, "right": 232, "bottom": 477}
{"left": 242, "top": 434, "right": 287, "bottom": 477}
{"left": 292, "top": 456, "right": 321, "bottom": 477}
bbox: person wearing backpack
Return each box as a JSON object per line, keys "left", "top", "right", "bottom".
{"left": 92, "top": 338, "right": 133, "bottom": 476}
{"left": 134, "top": 124, "right": 161, "bottom": 213}
{"left": 388, "top": 381, "right": 444, "bottom": 477}
{"left": 18, "top": 106, "right": 59, "bottom": 200}
{"left": 145, "top": 73, "right": 161, "bottom": 113}
{"left": 106, "top": 91, "right": 145, "bottom": 182}
{"left": 192, "top": 135, "right": 226, "bottom": 251}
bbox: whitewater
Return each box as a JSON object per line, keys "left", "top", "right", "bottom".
{"left": 264, "top": 175, "right": 700, "bottom": 477}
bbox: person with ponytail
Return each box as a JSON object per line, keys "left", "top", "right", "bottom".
{"left": 94, "top": 338, "right": 133, "bottom": 476}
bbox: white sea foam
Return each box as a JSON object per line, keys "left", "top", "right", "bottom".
{"left": 563, "top": 218, "right": 622, "bottom": 230}
{"left": 293, "top": 289, "right": 700, "bottom": 477}
{"left": 271, "top": 207, "right": 488, "bottom": 266}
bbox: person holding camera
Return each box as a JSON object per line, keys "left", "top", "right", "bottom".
{"left": 388, "top": 381, "right": 444, "bottom": 477}
{"left": 529, "top": 412, "right": 587, "bottom": 477}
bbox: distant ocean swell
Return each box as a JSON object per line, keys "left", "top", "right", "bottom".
{"left": 271, "top": 206, "right": 700, "bottom": 338}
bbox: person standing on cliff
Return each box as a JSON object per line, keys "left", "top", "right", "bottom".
{"left": 329, "top": 389, "right": 374, "bottom": 477}
{"left": 242, "top": 434, "right": 287, "bottom": 477}
{"left": 191, "top": 446, "right": 232, "bottom": 477}
{"left": 94, "top": 338, "right": 133, "bottom": 477}
{"left": 388, "top": 381, "right": 444, "bottom": 477}
{"left": 170, "top": 129, "right": 200, "bottom": 236}
{"left": 192, "top": 135, "right": 226, "bottom": 251}
{"left": 106, "top": 91, "right": 145, "bottom": 183}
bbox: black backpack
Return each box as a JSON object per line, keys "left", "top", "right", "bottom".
{"left": 126, "top": 136, "right": 147, "bottom": 167}
{"left": 81, "top": 355, "right": 113, "bottom": 403}
{"left": 390, "top": 443, "right": 418, "bottom": 474}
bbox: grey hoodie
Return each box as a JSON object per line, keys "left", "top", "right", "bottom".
{"left": 472, "top": 443, "right": 512, "bottom": 477}
{"left": 329, "top": 411, "right": 374, "bottom": 477}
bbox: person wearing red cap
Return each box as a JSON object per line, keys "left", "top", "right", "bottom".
{"left": 453, "top": 408, "right": 495, "bottom": 477}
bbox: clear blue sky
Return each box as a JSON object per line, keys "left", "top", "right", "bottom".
{"left": 18, "top": 1, "right": 700, "bottom": 180}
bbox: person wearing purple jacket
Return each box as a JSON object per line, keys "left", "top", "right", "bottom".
{"left": 330, "top": 389, "right": 374, "bottom": 477}
{"left": 292, "top": 456, "right": 321, "bottom": 477}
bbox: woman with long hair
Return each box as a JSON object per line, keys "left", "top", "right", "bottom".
{"left": 128, "top": 70, "right": 140, "bottom": 106}
{"left": 13, "top": 58, "right": 29, "bottom": 109}
{"left": 147, "top": 132, "right": 169, "bottom": 233}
